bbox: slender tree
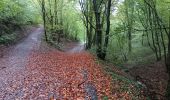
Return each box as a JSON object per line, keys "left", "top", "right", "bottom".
{"left": 103, "top": 0, "right": 112, "bottom": 58}
{"left": 42, "top": 0, "right": 48, "bottom": 41}
{"left": 124, "top": 0, "right": 134, "bottom": 53}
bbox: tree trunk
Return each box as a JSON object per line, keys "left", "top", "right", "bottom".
{"left": 54, "top": 0, "right": 58, "bottom": 25}
{"left": 92, "top": 0, "right": 105, "bottom": 60}
{"left": 166, "top": 16, "right": 170, "bottom": 99}
{"left": 125, "top": 0, "right": 133, "bottom": 53}
{"left": 166, "top": 40, "right": 170, "bottom": 99}
{"left": 88, "top": 15, "right": 93, "bottom": 49}
{"left": 103, "top": 0, "right": 112, "bottom": 59}
{"left": 95, "top": 12, "right": 104, "bottom": 59}
{"left": 128, "top": 29, "right": 132, "bottom": 52}
{"left": 87, "top": 1, "right": 93, "bottom": 49}
{"left": 42, "top": 0, "right": 48, "bottom": 41}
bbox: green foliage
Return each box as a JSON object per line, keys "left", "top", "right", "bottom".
{"left": 39, "top": 0, "right": 85, "bottom": 45}
{"left": 0, "top": 33, "right": 17, "bottom": 45}
{"left": 62, "top": 2, "right": 85, "bottom": 42}
{"left": 95, "top": 0, "right": 170, "bottom": 71}
{"left": 0, "top": 0, "right": 41, "bottom": 45}
{"left": 0, "top": 0, "right": 40, "bottom": 24}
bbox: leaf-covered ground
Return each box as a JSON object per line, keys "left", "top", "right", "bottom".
{"left": 15, "top": 52, "right": 140, "bottom": 99}
{"left": 0, "top": 50, "right": 145, "bottom": 100}
{"left": 0, "top": 27, "right": 145, "bottom": 100}
{"left": 26, "top": 51, "right": 112, "bottom": 99}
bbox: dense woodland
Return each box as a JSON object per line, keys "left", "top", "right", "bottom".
{"left": 0, "top": 0, "right": 170, "bottom": 99}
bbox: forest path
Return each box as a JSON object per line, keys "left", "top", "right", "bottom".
{"left": 0, "top": 27, "right": 113, "bottom": 100}
{"left": 0, "top": 27, "right": 44, "bottom": 99}
{"left": 68, "top": 42, "right": 85, "bottom": 53}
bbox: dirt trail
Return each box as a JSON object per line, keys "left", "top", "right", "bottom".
{"left": 0, "top": 27, "right": 44, "bottom": 99}
{"left": 0, "top": 27, "right": 43, "bottom": 69}
{"left": 68, "top": 43, "right": 85, "bottom": 53}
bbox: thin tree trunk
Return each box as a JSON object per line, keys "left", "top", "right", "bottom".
{"left": 125, "top": 0, "right": 133, "bottom": 53}
{"left": 88, "top": 14, "right": 93, "bottom": 49}
{"left": 93, "top": 0, "right": 104, "bottom": 60}
{"left": 103, "top": 0, "right": 111, "bottom": 58}
{"left": 87, "top": 1, "right": 93, "bottom": 49}
{"left": 166, "top": 36, "right": 170, "bottom": 99}
{"left": 148, "top": 6, "right": 159, "bottom": 60}
{"left": 166, "top": 11, "right": 170, "bottom": 100}
{"left": 154, "top": 17, "right": 161, "bottom": 60}
{"left": 95, "top": 12, "right": 103, "bottom": 59}
{"left": 42, "top": 0, "right": 48, "bottom": 41}
{"left": 54, "top": 0, "right": 58, "bottom": 25}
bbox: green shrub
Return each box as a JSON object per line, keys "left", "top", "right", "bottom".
{"left": 0, "top": 33, "right": 17, "bottom": 45}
